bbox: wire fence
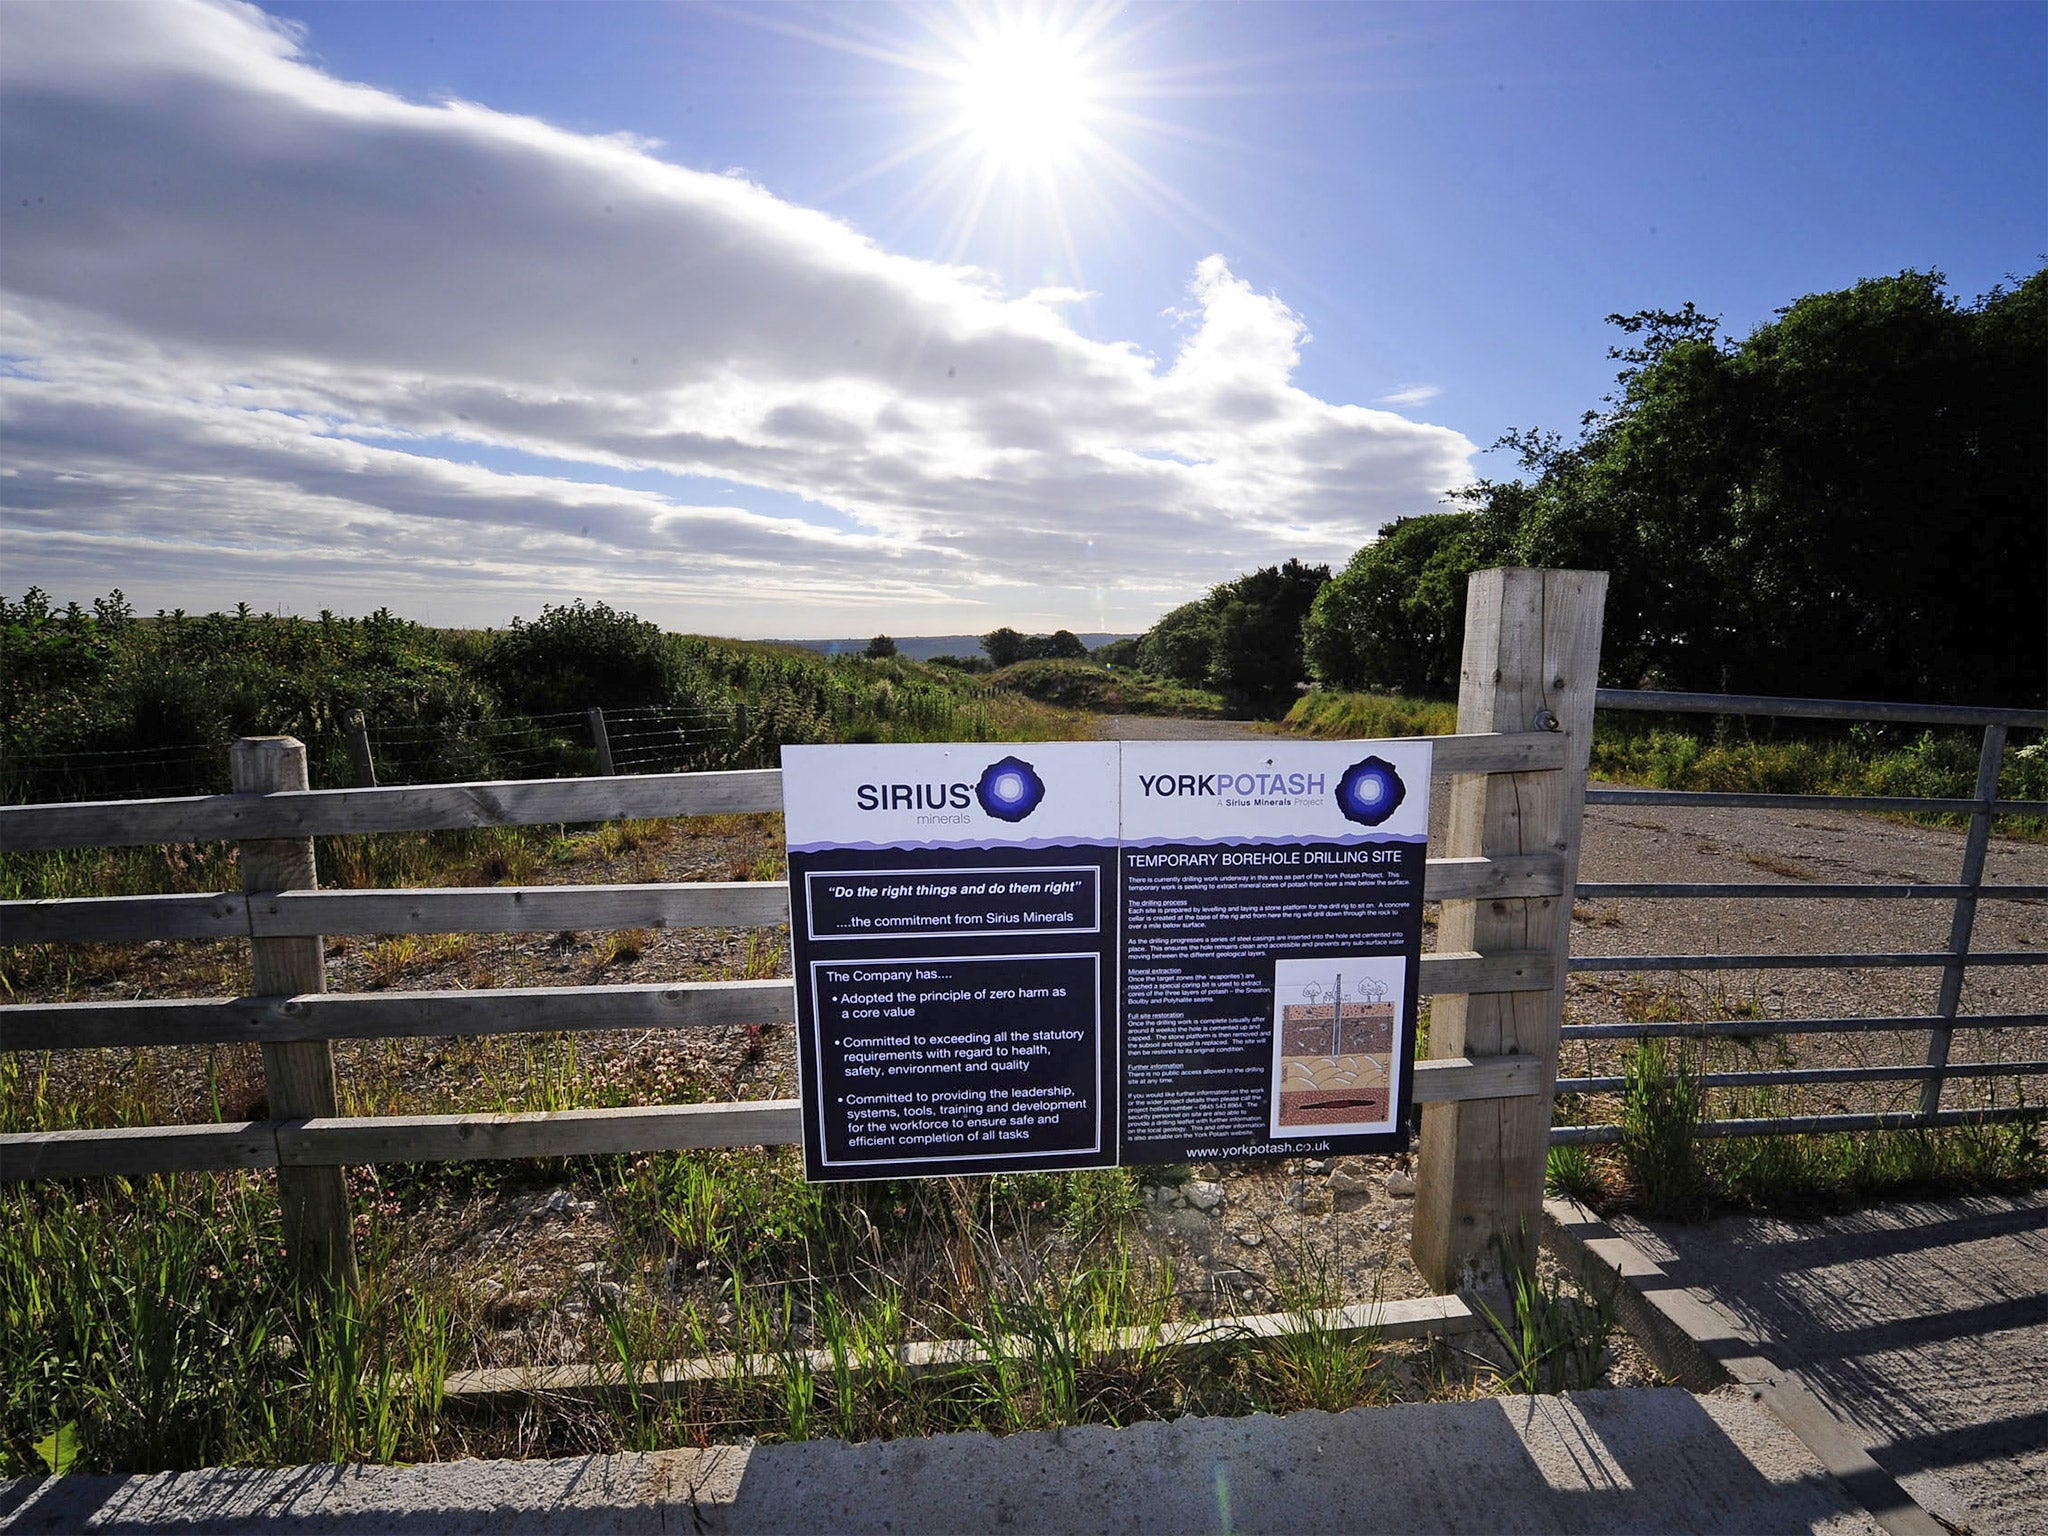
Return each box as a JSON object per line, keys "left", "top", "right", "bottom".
{"left": 0, "top": 702, "right": 752, "bottom": 805}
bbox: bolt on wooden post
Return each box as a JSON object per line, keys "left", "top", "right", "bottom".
{"left": 1412, "top": 568, "right": 1606, "bottom": 1292}
{"left": 233, "top": 735, "right": 359, "bottom": 1291}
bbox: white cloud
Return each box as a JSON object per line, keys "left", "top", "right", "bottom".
{"left": 0, "top": 0, "right": 1475, "bottom": 631}
{"left": 1375, "top": 384, "right": 1443, "bottom": 407}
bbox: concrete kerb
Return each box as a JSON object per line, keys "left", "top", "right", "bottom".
{"left": 1539, "top": 1196, "right": 1950, "bottom": 1536}
{"left": 1, "top": 1388, "right": 1883, "bottom": 1535}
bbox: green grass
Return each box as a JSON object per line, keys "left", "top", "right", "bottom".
{"left": 0, "top": 1171, "right": 451, "bottom": 1475}
{"left": 1284, "top": 691, "right": 1459, "bottom": 740}
{"left": 1473, "top": 1261, "right": 1614, "bottom": 1397}
{"left": 987, "top": 660, "right": 1227, "bottom": 718}
{"left": 1590, "top": 725, "right": 2047, "bottom": 833}
{"left": 1285, "top": 689, "right": 2044, "bottom": 835}
{"left": 1543, "top": 1144, "right": 1605, "bottom": 1204}
{"left": 0, "top": 1124, "right": 1485, "bottom": 1474}
{"left": 1617, "top": 1038, "right": 1706, "bottom": 1217}
{"left": 1558, "top": 1038, "right": 2047, "bottom": 1218}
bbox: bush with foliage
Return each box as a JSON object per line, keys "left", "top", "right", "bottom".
{"left": 980, "top": 628, "right": 1089, "bottom": 667}
{"left": 478, "top": 600, "right": 677, "bottom": 715}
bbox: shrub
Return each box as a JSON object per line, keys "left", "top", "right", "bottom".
{"left": 479, "top": 600, "right": 676, "bottom": 714}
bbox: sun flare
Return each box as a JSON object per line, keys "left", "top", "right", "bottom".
{"left": 766, "top": 1, "right": 1249, "bottom": 273}
{"left": 948, "top": 20, "right": 1100, "bottom": 176}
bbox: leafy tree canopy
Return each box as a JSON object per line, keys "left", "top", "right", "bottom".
{"left": 1311, "top": 267, "right": 2046, "bottom": 704}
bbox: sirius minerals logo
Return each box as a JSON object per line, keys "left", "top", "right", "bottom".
{"left": 975, "top": 755, "right": 1046, "bottom": 822}
{"left": 1335, "top": 755, "right": 1406, "bottom": 827}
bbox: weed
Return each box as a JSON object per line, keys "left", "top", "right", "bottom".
{"left": 589, "top": 929, "right": 649, "bottom": 970}
{"left": 1058, "top": 1168, "right": 1144, "bottom": 1243}
{"left": 1473, "top": 1264, "right": 1613, "bottom": 1396}
{"left": 1618, "top": 1037, "right": 1706, "bottom": 1215}
{"left": 1544, "top": 1143, "right": 1605, "bottom": 1203}
{"left": 1250, "top": 1262, "right": 1389, "bottom": 1414}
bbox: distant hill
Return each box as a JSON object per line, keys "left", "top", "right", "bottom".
{"left": 773, "top": 633, "right": 1140, "bottom": 662}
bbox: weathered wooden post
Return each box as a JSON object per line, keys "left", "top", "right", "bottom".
{"left": 587, "top": 707, "right": 616, "bottom": 776}
{"left": 1413, "top": 568, "right": 1606, "bottom": 1291}
{"left": 233, "top": 736, "right": 358, "bottom": 1291}
{"left": 343, "top": 709, "right": 377, "bottom": 788}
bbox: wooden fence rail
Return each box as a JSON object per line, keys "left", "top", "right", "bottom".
{"left": 5, "top": 1055, "right": 1546, "bottom": 1182}
{"left": 0, "top": 951, "right": 1552, "bottom": 1054}
{"left": 0, "top": 853, "right": 1568, "bottom": 946}
{"left": 1, "top": 660, "right": 1587, "bottom": 1291}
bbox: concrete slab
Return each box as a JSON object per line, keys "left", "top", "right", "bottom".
{"left": 1615, "top": 1192, "right": 2048, "bottom": 1536}
{"left": 1, "top": 1388, "right": 1879, "bottom": 1534}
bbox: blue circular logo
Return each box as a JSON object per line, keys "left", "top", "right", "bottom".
{"left": 1335, "top": 755, "right": 1406, "bottom": 826}
{"left": 976, "top": 755, "right": 1046, "bottom": 822}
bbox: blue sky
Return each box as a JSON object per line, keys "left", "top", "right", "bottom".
{"left": 2, "top": 1, "right": 2040, "bottom": 636}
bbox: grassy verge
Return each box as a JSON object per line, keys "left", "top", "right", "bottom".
{"left": 1286, "top": 688, "right": 2045, "bottom": 833}
{"left": 1547, "top": 1034, "right": 2045, "bottom": 1218}
{"left": 1284, "top": 692, "right": 1458, "bottom": 740}
{"left": 986, "top": 659, "right": 1227, "bottom": 717}
{"left": 2, "top": 1140, "right": 1550, "bottom": 1475}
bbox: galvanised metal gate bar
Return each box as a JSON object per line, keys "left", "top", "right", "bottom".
{"left": 1553, "top": 688, "right": 2048, "bottom": 1146}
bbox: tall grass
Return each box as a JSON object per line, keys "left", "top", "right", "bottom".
{"left": 1617, "top": 1038, "right": 1705, "bottom": 1215}
{"left": 1285, "top": 689, "right": 2045, "bottom": 834}
{"left": 0, "top": 1172, "right": 450, "bottom": 1475}
{"left": 1563, "top": 1039, "right": 2047, "bottom": 1218}
{"left": 1284, "top": 692, "right": 1459, "bottom": 740}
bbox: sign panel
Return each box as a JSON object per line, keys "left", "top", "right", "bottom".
{"left": 784, "top": 743, "right": 1121, "bottom": 1181}
{"left": 785, "top": 738, "right": 1430, "bottom": 1180}
{"left": 1118, "top": 740, "right": 1432, "bottom": 1165}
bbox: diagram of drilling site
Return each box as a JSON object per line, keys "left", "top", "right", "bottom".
{"left": 1269, "top": 956, "right": 1405, "bottom": 1136}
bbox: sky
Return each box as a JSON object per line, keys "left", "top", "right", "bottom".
{"left": 1, "top": 1, "right": 2041, "bottom": 639}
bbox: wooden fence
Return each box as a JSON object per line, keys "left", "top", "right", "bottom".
{"left": 4, "top": 568, "right": 2043, "bottom": 1297}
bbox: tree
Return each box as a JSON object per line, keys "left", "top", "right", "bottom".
{"left": 1305, "top": 513, "right": 1504, "bottom": 696}
{"left": 981, "top": 627, "right": 1026, "bottom": 669}
{"left": 1135, "top": 561, "right": 1329, "bottom": 710}
{"left": 863, "top": 634, "right": 898, "bottom": 659}
{"left": 1041, "top": 629, "right": 1089, "bottom": 660}
{"left": 1137, "top": 598, "right": 1218, "bottom": 686}
{"left": 1343, "top": 268, "right": 2047, "bottom": 704}
{"left": 1206, "top": 559, "right": 1330, "bottom": 710}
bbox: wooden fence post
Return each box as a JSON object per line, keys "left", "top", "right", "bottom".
{"left": 232, "top": 736, "right": 358, "bottom": 1291}
{"left": 588, "top": 707, "right": 616, "bottom": 776}
{"left": 1413, "top": 568, "right": 1606, "bottom": 1291}
{"left": 343, "top": 710, "right": 377, "bottom": 788}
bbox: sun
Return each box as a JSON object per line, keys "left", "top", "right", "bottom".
{"left": 750, "top": 1, "right": 1255, "bottom": 274}
{"left": 946, "top": 18, "right": 1101, "bottom": 178}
